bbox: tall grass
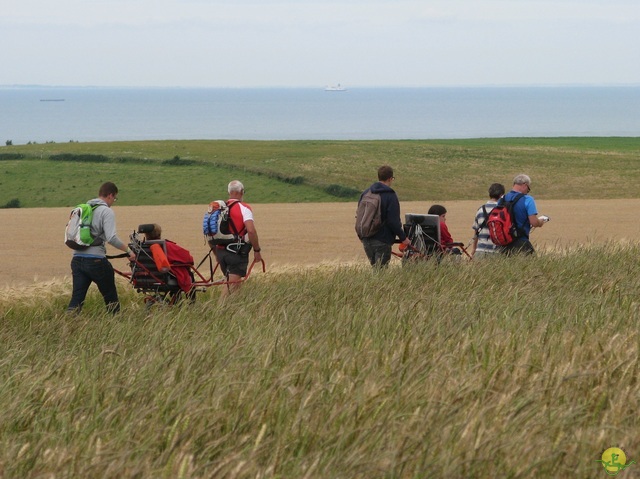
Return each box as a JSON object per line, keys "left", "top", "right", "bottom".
{"left": 1, "top": 244, "right": 639, "bottom": 478}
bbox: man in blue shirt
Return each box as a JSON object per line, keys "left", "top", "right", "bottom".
{"left": 502, "top": 174, "right": 549, "bottom": 255}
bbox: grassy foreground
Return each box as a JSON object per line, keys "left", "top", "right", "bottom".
{"left": 1, "top": 244, "right": 639, "bottom": 478}
{"left": 1, "top": 137, "right": 640, "bottom": 206}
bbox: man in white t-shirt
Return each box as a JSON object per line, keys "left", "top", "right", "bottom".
{"left": 213, "top": 180, "right": 263, "bottom": 297}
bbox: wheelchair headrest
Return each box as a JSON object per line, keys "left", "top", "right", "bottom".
{"left": 138, "top": 224, "right": 155, "bottom": 234}
{"left": 404, "top": 214, "right": 439, "bottom": 226}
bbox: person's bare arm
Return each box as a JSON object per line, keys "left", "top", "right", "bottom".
{"left": 245, "top": 219, "right": 262, "bottom": 260}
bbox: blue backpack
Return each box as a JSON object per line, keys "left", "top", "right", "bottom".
{"left": 203, "top": 200, "right": 241, "bottom": 246}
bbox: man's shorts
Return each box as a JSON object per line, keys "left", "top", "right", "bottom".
{"left": 501, "top": 238, "right": 535, "bottom": 256}
{"left": 215, "top": 248, "right": 249, "bottom": 277}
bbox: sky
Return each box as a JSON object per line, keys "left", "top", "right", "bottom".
{"left": 2, "top": 0, "right": 639, "bottom": 88}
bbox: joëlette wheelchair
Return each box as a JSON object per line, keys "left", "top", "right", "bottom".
{"left": 113, "top": 224, "right": 265, "bottom": 305}
{"left": 394, "top": 214, "right": 471, "bottom": 263}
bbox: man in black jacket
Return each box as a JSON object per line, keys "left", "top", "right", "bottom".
{"left": 358, "top": 165, "right": 411, "bottom": 267}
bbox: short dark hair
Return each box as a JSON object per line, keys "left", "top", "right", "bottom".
{"left": 428, "top": 204, "right": 447, "bottom": 216}
{"left": 488, "top": 183, "right": 505, "bottom": 200}
{"left": 99, "top": 182, "right": 118, "bottom": 198}
{"left": 378, "top": 165, "right": 394, "bottom": 182}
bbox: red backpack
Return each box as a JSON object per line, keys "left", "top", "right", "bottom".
{"left": 486, "top": 193, "right": 524, "bottom": 246}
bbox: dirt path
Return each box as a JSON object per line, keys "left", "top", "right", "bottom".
{"left": 1, "top": 200, "right": 639, "bottom": 289}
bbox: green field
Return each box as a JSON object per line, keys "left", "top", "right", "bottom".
{"left": 1, "top": 137, "right": 639, "bottom": 207}
{"left": 1, "top": 245, "right": 639, "bottom": 477}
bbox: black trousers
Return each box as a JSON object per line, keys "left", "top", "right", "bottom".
{"left": 67, "top": 256, "right": 120, "bottom": 314}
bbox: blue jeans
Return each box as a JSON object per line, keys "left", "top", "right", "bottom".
{"left": 361, "top": 238, "right": 393, "bottom": 267}
{"left": 67, "top": 256, "right": 120, "bottom": 314}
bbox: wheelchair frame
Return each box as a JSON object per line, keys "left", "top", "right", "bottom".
{"left": 112, "top": 228, "right": 265, "bottom": 305}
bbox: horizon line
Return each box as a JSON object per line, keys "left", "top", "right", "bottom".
{"left": 2, "top": 82, "right": 640, "bottom": 89}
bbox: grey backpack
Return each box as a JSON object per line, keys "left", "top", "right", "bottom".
{"left": 355, "top": 190, "right": 382, "bottom": 239}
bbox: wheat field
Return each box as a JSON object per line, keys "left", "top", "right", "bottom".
{"left": 2, "top": 201, "right": 640, "bottom": 478}
{"left": 1, "top": 199, "right": 639, "bottom": 290}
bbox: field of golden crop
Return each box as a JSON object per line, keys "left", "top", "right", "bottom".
{"left": 1, "top": 199, "right": 639, "bottom": 289}
{"left": 2, "top": 198, "right": 640, "bottom": 478}
{"left": 0, "top": 200, "right": 640, "bottom": 289}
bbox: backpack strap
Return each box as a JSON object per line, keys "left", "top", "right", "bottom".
{"left": 226, "top": 200, "right": 245, "bottom": 238}
{"left": 510, "top": 193, "right": 526, "bottom": 237}
{"left": 476, "top": 205, "right": 489, "bottom": 237}
{"left": 86, "top": 203, "right": 106, "bottom": 246}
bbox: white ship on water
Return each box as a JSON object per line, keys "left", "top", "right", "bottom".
{"left": 324, "top": 84, "right": 347, "bottom": 91}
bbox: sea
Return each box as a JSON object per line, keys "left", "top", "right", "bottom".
{"left": 1, "top": 86, "right": 639, "bottom": 144}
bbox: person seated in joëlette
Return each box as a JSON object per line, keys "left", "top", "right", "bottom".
{"left": 143, "top": 224, "right": 195, "bottom": 293}
{"left": 428, "top": 204, "right": 462, "bottom": 255}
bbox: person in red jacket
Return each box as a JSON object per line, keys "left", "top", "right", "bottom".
{"left": 428, "top": 204, "right": 461, "bottom": 255}
{"left": 143, "top": 224, "right": 194, "bottom": 293}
